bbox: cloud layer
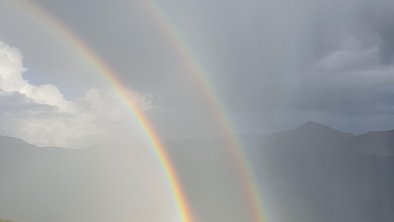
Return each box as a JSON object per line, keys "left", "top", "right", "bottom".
{"left": 4, "top": 0, "right": 394, "bottom": 136}
{"left": 0, "top": 41, "right": 152, "bottom": 148}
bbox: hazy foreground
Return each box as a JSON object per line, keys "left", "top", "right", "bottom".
{"left": 1, "top": 122, "right": 394, "bottom": 222}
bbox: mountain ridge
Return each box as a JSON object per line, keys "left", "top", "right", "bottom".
{"left": 1, "top": 122, "right": 394, "bottom": 222}
{"left": 2, "top": 121, "right": 394, "bottom": 149}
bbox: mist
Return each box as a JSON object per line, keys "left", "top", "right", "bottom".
{"left": 1, "top": 0, "right": 394, "bottom": 221}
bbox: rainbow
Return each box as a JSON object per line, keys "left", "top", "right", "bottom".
{"left": 142, "top": 2, "right": 266, "bottom": 222}
{"left": 11, "top": 1, "right": 267, "bottom": 222}
{"left": 11, "top": 1, "right": 193, "bottom": 222}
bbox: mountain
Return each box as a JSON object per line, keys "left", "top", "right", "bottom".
{"left": 0, "top": 137, "right": 176, "bottom": 222}
{"left": 2, "top": 122, "right": 394, "bottom": 222}
{"left": 166, "top": 122, "right": 394, "bottom": 222}
{"left": 246, "top": 122, "right": 394, "bottom": 222}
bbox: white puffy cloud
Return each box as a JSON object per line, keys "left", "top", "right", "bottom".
{"left": 0, "top": 41, "right": 152, "bottom": 148}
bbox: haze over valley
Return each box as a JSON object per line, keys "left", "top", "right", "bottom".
{"left": 2, "top": 0, "right": 394, "bottom": 221}
{"left": 1, "top": 122, "right": 394, "bottom": 222}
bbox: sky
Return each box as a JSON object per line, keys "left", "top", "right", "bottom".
{"left": 1, "top": 0, "right": 394, "bottom": 147}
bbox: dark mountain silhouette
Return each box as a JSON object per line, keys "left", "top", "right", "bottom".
{"left": 0, "top": 137, "right": 174, "bottom": 222}
{"left": 166, "top": 122, "right": 394, "bottom": 222}
{"left": 247, "top": 122, "right": 394, "bottom": 222}
{"left": 0, "top": 135, "right": 36, "bottom": 149}
{"left": 1, "top": 122, "right": 394, "bottom": 222}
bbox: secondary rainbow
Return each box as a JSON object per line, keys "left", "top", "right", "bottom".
{"left": 141, "top": 1, "right": 266, "bottom": 222}
{"left": 12, "top": 1, "right": 193, "bottom": 222}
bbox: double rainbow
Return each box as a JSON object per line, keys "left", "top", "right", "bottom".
{"left": 12, "top": 1, "right": 266, "bottom": 222}
{"left": 144, "top": 2, "right": 265, "bottom": 222}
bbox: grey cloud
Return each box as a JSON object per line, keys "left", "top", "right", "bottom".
{"left": 0, "top": 40, "right": 153, "bottom": 147}
{"left": 5, "top": 0, "right": 394, "bottom": 136}
{"left": 0, "top": 91, "right": 56, "bottom": 113}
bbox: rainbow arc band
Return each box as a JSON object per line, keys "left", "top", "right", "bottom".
{"left": 12, "top": 1, "right": 193, "bottom": 222}
{"left": 13, "top": 0, "right": 267, "bottom": 221}
{"left": 143, "top": 1, "right": 266, "bottom": 221}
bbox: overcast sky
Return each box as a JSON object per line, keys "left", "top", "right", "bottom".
{"left": 1, "top": 0, "right": 394, "bottom": 147}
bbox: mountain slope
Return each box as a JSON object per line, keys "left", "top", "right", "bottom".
{"left": 0, "top": 137, "right": 175, "bottom": 222}
{"left": 2, "top": 122, "right": 394, "bottom": 222}
{"left": 247, "top": 122, "right": 394, "bottom": 222}
{"left": 167, "top": 122, "right": 394, "bottom": 222}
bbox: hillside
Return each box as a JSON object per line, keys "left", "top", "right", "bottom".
{"left": 1, "top": 122, "right": 394, "bottom": 222}
{"left": 167, "top": 122, "right": 394, "bottom": 222}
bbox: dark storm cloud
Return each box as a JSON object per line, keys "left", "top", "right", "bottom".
{"left": 287, "top": 1, "right": 394, "bottom": 117}
{"left": 6, "top": 0, "right": 394, "bottom": 135}
{"left": 359, "top": 0, "right": 394, "bottom": 64}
